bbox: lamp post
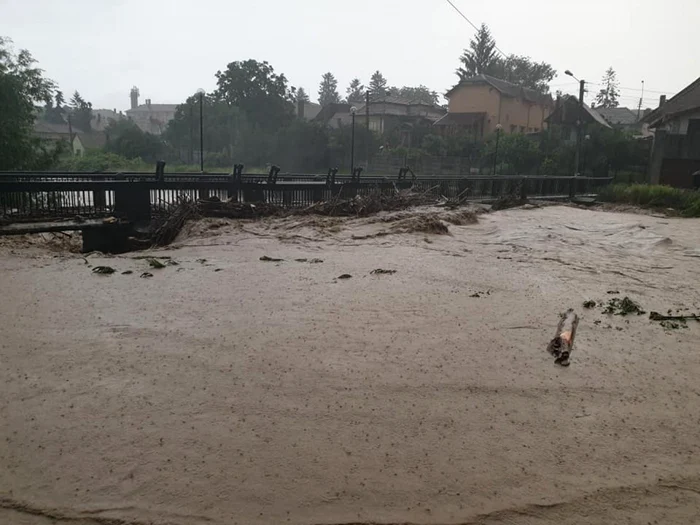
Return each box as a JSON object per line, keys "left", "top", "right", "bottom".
{"left": 492, "top": 123, "right": 503, "bottom": 176}
{"left": 196, "top": 88, "right": 205, "bottom": 172}
{"left": 350, "top": 106, "right": 357, "bottom": 175}
{"left": 564, "top": 70, "right": 586, "bottom": 175}
{"left": 582, "top": 134, "right": 591, "bottom": 176}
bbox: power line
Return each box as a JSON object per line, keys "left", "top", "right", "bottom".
{"left": 444, "top": 0, "right": 507, "bottom": 57}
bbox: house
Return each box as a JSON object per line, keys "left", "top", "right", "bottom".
{"left": 295, "top": 100, "right": 322, "bottom": 121}
{"left": 72, "top": 132, "right": 107, "bottom": 156}
{"left": 91, "top": 109, "right": 125, "bottom": 131}
{"left": 436, "top": 75, "right": 554, "bottom": 138}
{"left": 33, "top": 121, "right": 75, "bottom": 143}
{"left": 642, "top": 77, "right": 700, "bottom": 185}
{"left": 594, "top": 107, "right": 650, "bottom": 136}
{"left": 125, "top": 87, "right": 177, "bottom": 135}
{"left": 545, "top": 95, "right": 611, "bottom": 142}
{"left": 315, "top": 96, "right": 445, "bottom": 135}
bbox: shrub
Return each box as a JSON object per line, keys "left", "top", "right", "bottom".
{"left": 598, "top": 184, "right": 700, "bottom": 217}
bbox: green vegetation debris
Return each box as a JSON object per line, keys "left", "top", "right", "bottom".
{"left": 603, "top": 297, "right": 645, "bottom": 316}
{"left": 92, "top": 266, "right": 116, "bottom": 275}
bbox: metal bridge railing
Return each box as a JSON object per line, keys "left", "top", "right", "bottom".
{"left": 0, "top": 171, "right": 612, "bottom": 221}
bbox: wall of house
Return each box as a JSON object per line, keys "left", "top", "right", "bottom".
{"left": 448, "top": 85, "right": 550, "bottom": 134}
{"left": 667, "top": 109, "right": 700, "bottom": 135}
{"left": 499, "top": 97, "right": 551, "bottom": 134}
{"left": 447, "top": 85, "right": 500, "bottom": 133}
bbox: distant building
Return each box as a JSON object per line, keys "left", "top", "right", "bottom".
{"left": 295, "top": 100, "right": 322, "bottom": 121}
{"left": 642, "top": 77, "right": 700, "bottom": 186}
{"left": 594, "top": 107, "right": 650, "bottom": 136}
{"left": 316, "top": 96, "right": 445, "bottom": 134}
{"left": 545, "top": 95, "right": 611, "bottom": 142}
{"left": 91, "top": 109, "right": 125, "bottom": 131}
{"left": 33, "top": 121, "right": 75, "bottom": 143}
{"left": 72, "top": 132, "right": 107, "bottom": 156}
{"left": 125, "top": 86, "right": 177, "bottom": 135}
{"left": 436, "top": 75, "right": 554, "bottom": 138}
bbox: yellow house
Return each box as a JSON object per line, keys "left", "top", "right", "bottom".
{"left": 435, "top": 74, "right": 554, "bottom": 137}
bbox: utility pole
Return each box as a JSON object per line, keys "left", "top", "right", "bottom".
{"left": 67, "top": 114, "right": 74, "bottom": 154}
{"left": 565, "top": 70, "right": 586, "bottom": 176}
{"left": 189, "top": 103, "right": 194, "bottom": 165}
{"left": 574, "top": 79, "right": 585, "bottom": 176}
{"left": 198, "top": 90, "right": 204, "bottom": 172}
{"left": 365, "top": 90, "right": 370, "bottom": 168}
{"left": 637, "top": 80, "right": 645, "bottom": 121}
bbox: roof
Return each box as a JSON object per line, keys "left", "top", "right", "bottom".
{"left": 446, "top": 74, "right": 553, "bottom": 106}
{"left": 295, "top": 101, "right": 322, "bottom": 120}
{"left": 33, "top": 121, "right": 79, "bottom": 135}
{"left": 433, "top": 112, "right": 486, "bottom": 127}
{"left": 643, "top": 76, "right": 700, "bottom": 127}
{"left": 126, "top": 103, "right": 178, "bottom": 114}
{"left": 594, "top": 107, "right": 639, "bottom": 126}
{"left": 545, "top": 95, "right": 611, "bottom": 128}
{"left": 75, "top": 132, "right": 107, "bottom": 149}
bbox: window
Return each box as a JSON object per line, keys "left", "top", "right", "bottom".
{"left": 520, "top": 126, "right": 525, "bottom": 133}
{"left": 510, "top": 125, "right": 516, "bottom": 133}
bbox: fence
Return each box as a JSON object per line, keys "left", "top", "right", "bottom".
{"left": 0, "top": 171, "right": 612, "bottom": 222}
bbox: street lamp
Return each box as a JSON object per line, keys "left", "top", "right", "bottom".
{"left": 493, "top": 123, "right": 503, "bottom": 176}
{"left": 350, "top": 106, "right": 357, "bottom": 175}
{"left": 196, "top": 88, "right": 205, "bottom": 172}
{"left": 565, "top": 70, "right": 586, "bottom": 176}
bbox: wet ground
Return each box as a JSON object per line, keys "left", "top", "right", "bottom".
{"left": 2, "top": 205, "right": 700, "bottom": 525}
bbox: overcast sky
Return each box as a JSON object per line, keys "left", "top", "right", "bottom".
{"left": 2, "top": 0, "right": 699, "bottom": 112}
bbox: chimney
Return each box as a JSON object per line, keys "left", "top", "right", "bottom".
{"left": 297, "top": 99, "right": 305, "bottom": 119}
{"left": 659, "top": 95, "right": 666, "bottom": 108}
{"left": 146, "top": 98, "right": 152, "bottom": 109}
{"left": 130, "top": 86, "right": 139, "bottom": 109}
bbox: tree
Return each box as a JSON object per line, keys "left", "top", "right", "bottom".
{"left": 457, "top": 25, "right": 555, "bottom": 94}
{"left": 489, "top": 55, "right": 556, "bottom": 94}
{"left": 346, "top": 78, "right": 365, "bottom": 104}
{"left": 215, "top": 59, "right": 294, "bottom": 131}
{"left": 388, "top": 85, "right": 439, "bottom": 105}
{"left": 105, "top": 119, "right": 163, "bottom": 162}
{"left": 55, "top": 90, "right": 64, "bottom": 108}
{"left": 318, "top": 72, "right": 340, "bottom": 106}
{"left": 595, "top": 67, "right": 620, "bottom": 109}
{"left": 296, "top": 87, "right": 310, "bottom": 103}
{"left": 369, "top": 71, "right": 388, "bottom": 94}
{"left": 457, "top": 24, "right": 499, "bottom": 80}
{"left": 0, "top": 36, "right": 61, "bottom": 170}
{"left": 70, "top": 90, "right": 92, "bottom": 132}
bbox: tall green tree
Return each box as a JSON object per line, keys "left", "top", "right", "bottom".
{"left": 55, "top": 90, "right": 64, "bottom": 108}
{"left": 457, "top": 24, "right": 499, "bottom": 79}
{"left": 295, "top": 87, "right": 310, "bottom": 102}
{"left": 215, "top": 59, "right": 294, "bottom": 131}
{"left": 369, "top": 71, "right": 388, "bottom": 94}
{"left": 489, "top": 55, "right": 556, "bottom": 94}
{"left": 70, "top": 90, "right": 92, "bottom": 132}
{"left": 595, "top": 67, "right": 620, "bottom": 108}
{"left": 318, "top": 72, "right": 340, "bottom": 106}
{"left": 456, "top": 25, "right": 555, "bottom": 94}
{"left": 105, "top": 119, "right": 163, "bottom": 162}
{"left": 0, "top": 36, "right": 61, "bottom": 170}
{"left": 388, "top": 85, "right": 439, "bottom": 105}
{"left": 346, "top": 78, "right": 365, "bottom": 104}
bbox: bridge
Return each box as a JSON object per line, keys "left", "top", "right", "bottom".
{"left": 0, "top": 169, "right": 611, "bottom": 224}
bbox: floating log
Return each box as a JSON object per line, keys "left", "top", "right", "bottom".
{"left": 546, "top": 309, "right": 579, "bottom": 367}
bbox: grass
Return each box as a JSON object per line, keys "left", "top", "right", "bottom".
{"left": 598, "top": 184, "right": 700, "bottom": 217}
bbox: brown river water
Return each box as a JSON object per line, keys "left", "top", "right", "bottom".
{"left": 1, "top": 204, "right": 700, "bottom": 524}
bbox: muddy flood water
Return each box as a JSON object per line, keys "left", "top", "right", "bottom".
{"left": 2, "top": 205, "right": 700, "bottom": 525}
